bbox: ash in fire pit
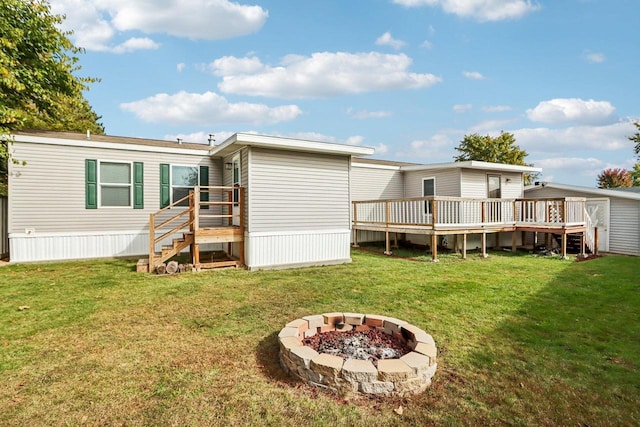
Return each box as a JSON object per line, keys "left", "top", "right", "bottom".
{"left": 303, "top": 328, "right": 411, "bottom": 365}
{"left": 278, "top": 313, "right": 437, "bottom": 396}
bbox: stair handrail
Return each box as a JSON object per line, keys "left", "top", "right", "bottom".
{"left": 583, "top": 208, "right": 597, "bottom": 255}
{"left": 149, "top": 192, "right": 195, "bottom": 269}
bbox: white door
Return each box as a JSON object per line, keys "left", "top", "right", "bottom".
{"left": 232, "top": 153, "right": 241, "bottom": 227}
{"left": 586, "top": 198, "right": 609, "bottom": 252}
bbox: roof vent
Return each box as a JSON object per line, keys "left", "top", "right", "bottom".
{"left": 208, "top": 134, "right": 215, "bottom": 147}
{"left": 86, "top": 130, "right": 91, "bottom": 140}
{"left": 177, "top": 137, "right": 183, "bottom": 144}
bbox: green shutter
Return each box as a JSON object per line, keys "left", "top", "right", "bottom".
{"left": 133, "top": 162, "right": 144, "bottom": 209}
{"left": 160, "top": 163, "right": 170, "bottom": 208}
{"left": 199, "top": 165, "right": 209, "bottom": 209}
{"left": 85, "top": 159, "right": 97, "bottom": 209}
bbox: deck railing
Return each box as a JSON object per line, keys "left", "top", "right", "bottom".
{"left": 353, "top": 196, "right": 587, "bottom": 229}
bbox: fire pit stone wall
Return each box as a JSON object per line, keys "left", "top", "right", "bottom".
{"left": 278, "top": 312, "right": 437, "bottom": 396}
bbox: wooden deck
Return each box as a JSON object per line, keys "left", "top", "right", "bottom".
{"left": 352, "top": 196, "right": 595, "bottom": 260}
{"left": 147, "top": 186, "right": 245, "bottom": 272}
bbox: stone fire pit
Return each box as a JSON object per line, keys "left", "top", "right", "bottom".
{"left": 278, "top": 313, "right": 437, "bottom": 395}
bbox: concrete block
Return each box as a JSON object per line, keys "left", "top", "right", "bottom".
{"left": 302, "top": 314, "right": 325, "bottom": 329}
{"left": 343, "top": 312, "right": 365, "bottom": 325}
{"left": 290, "top": 346, "right": 320, "bottom": 370}
{"left": 341, "top": 359, "right": 377, "bottom": 383}
{"left": 400, "top": 351, "right": 431, "bottom": 376}
{"left": 377, "top": 359, "right": 413, "bottom": 382}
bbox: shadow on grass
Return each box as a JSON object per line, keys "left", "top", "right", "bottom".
{"left": 462, "top": 256, "right": 639, "bottom": 425}
{"left": 255, "top": 331, "right": 299, "bottom": 385}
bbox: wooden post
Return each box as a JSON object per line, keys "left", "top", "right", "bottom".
{"left": 352, "top": 202, "right": 359, "bottom": 248}
{"left": 593, "top": 227, "right": 599, "bottom": 255}
{"left": 462, "top": 233, "right": 467, "bottom": 259}
{"left": 384, "top": 231, "right": 392, "bottom": 255}
{"left": 191, "top": 190, "right": 199, "bottom": 231}
{"left": 148, "top": 213, "right": 155, "bottom": 272}
{"left": 385, "top": 201, "right": 390, "bottom": 228}
{"left": 561, "top": 233, "right": 568, "bottom": 259}
{"left": 453, "top": 234, "right": 458, "bottom": 254}
{"left": 481, "top": 231, "right": 488, "bottom": 258}
{"left": 581, "top": 232, "right": 586, "bottom": 257}
{"left": 431, "top": 234, "right": 438, "bottom": 262}
{"left": 481, "top": 201, "right": 486, "bottom": 224}
{"left": 432, "top": 198, "right": 438, "bottom": 225}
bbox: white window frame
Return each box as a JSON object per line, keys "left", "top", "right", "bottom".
{"left": 422, "top": 177, "right": 436, "bottom": 215}
{"left": 98, "top": 160, "right": 133, "bottom": 208}
{"left": 170, "top": 164, "right": 200, "bottom": 204}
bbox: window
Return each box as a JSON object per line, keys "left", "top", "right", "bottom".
{"left": 487, "top": 174, "right": 501, "bottom": 198}
{"left": 171, "top": 165, "right": 199, "bottom": 206}
{"left": 159, "top": 164, "right": 209, "bottom": 208}
{"left": 86, "top": 159, "right": 143, "bottom": 209}
{"left": 423, "top": 177, "right": 435, "bottom": 215}
{"left": 100, "top": 162, "right": 131, "bottom": 207}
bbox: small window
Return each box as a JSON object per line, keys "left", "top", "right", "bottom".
{"left": 423, "top": 177, "right": 435, "bottom": 215}
{"left": 171, "top": 165, "right": 199, "bottom": 206}
{"left": 100, "top": 162, "right": 131, "bottom": 207}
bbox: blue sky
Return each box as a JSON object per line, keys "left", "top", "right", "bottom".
{"left": 50, "top": 0, "right": 639, "bottom": 187}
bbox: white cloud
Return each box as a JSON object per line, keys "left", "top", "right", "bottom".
{"left": 514, "top": 121, "right": 635, "bottom": 152}
{"left": 402, "top": 132, "right": 457, "bottom": 160}
{"left": 463, "top": 71, "right": 485, "bottom": 80}
{"left": 347, "top": 109, "right": 393, "bottom": 119}
{"left": 482, "top": 105, "right": 512, "bottom": 112}
{"left": 176, "top": 63, "right": 186, "bottom": 73}
{"left": 210, "top": 56, "right": 267, "bottom": 76}
{"left": 213, "top": 52, "right": 441, "bottom": 99}
{"left": 50, "top": 0, "right": 268, "bottom": 52}
{"left": 453, "top": 104, "right": 472, "bottom": 113}
{"left": 120, "top": 91, "right": 302, "bottom": 125}
{"left": 111, "top": 37, "right": 160, "bottom": 54}
{"left": 420, "top": 39, "right": 433, "bottom": 49}
{"left": 375, "top": 32, "right": 406, "bottom": 50}
{"left": 526, "top": 98, "right": 616, "bottom": 125}
{"left": 469, "top": 119, "right": 514, "bottom": 132}
{"left": 584, "top": 51, "right": 605, "bottom": 63}
{"left": 392, "top": 0, "right": 540, "bottom": 22}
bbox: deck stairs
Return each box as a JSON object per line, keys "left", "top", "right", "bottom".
{"left": 152, "top": 231, "right": 194, "bottom": 267}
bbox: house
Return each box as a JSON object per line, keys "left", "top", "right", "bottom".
{"left": 5, "top": 130, "right": 373, "bottom": 270}
{"left": 2, "top": 130, "right": 598, "bottom": 269}
{"left": 524, "top": 182, "right": 640, "bottom": 256}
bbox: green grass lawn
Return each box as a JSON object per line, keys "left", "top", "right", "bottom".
{"left": 0, "top": 250, "right": 638, "bottom": 426}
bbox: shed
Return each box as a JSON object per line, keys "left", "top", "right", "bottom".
{"left": 524, "top": 182, "right": 640, "bottom": 256}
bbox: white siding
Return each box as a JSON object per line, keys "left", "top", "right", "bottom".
{"left": 248, "top": 148, "right": 350, "bottom": 232}
{"left": 9, "top": 140, "right": 219, "bottom": 234}
{"left": 404, "top": 169, "right": 461, "bottom": 198}
{"left": 351, "top": 165, "right": 403, "bottom": 201}
{"left": 459, "top": 170, "right": 524, "bottom": 199}
{"left": 246, "top": 229, "right": 351, "bottom": 270}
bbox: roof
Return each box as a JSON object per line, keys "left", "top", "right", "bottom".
{"left": 525, "top": 182, "right": 640, "bottom": 201}
{"left": 400, "top": 160, "right": 542, "bottom": 173}
{"left": 211, "top": 133, "right": 375, "bottom": 157}
{"left": 13, "top": 129, "right": 211, "bottom": 152}
{"left": 352, "top": 157, "right": 419, "bottom": 167}
{"left": 612, "top": 187, "right": 640, "bottom": 194}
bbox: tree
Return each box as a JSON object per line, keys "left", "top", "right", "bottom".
{"left": 630, "top": 163, "right": 640, "bottom": 187}
{"left": 596, "top": 168, "right": 632, "bottom": 189}
{"left": 628, "top": 121, "right": 640, "bottom": 159}
{"left": 1, "top": 0, "right": 103, "bottom": 195}
{"left": 454, "top": 131, "right": 540, "bottom": 185}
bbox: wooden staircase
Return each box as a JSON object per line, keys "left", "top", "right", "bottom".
{"left": 151, "top": 231, "right": 194, "bottom": 267}
{"left": 146, "top": 186, "right": 245, "bottom": 273}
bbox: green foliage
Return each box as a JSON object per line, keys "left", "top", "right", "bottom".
{"left": 454, "top": 131, "right": 540, "bottom": 185}
{"left": 631, "top": 163, "right": 640, "bottom": 187}
{"left": 629, "top": 121, "right": 640, "bottom": 159}
{"left": 0, "top": 0, "right": 103, "bottom": 164}
{"left": 597, "top": 167, "right": 632, "bottom": 188}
